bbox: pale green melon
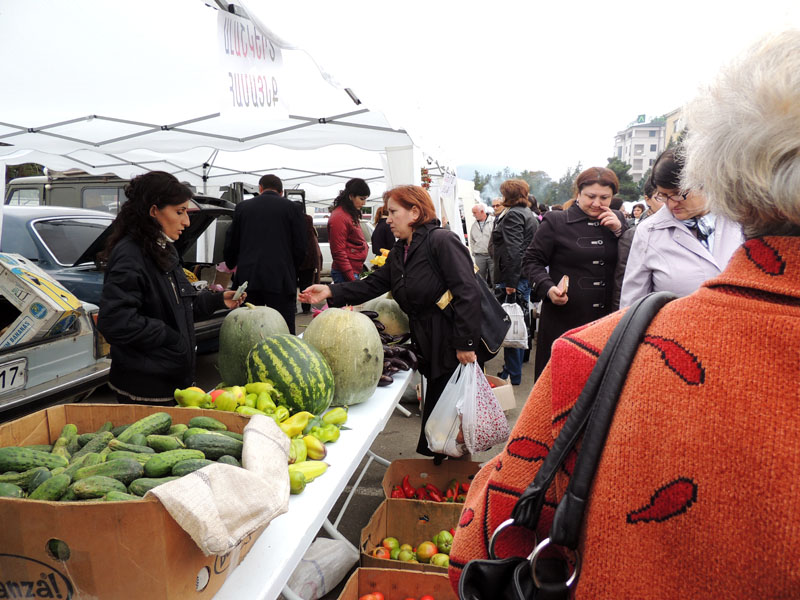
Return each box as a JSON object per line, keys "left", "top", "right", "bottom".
{"left": 217, "top": 304, "right": 289, "bottom": 385}
{"left": 361, "top": 293, "right": 410, "bottom": 336}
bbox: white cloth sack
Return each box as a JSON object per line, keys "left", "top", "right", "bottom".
{"left": 148, "top": 414, "right": 290, "bottom": 556}
{"left": 424, "top": 364, "right": 469, "bottom": 458}
{"left": 285, "top": 537, "right": 360, "bottom": 600}
{"left": 501, "top": 301, "right": 528, "bottom": 349}
{"left": 461, "top": 363, "right": 511, "bottom": 454}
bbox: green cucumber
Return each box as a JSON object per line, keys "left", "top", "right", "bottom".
{"left": 116, "top": 412, "right": 172, "bottom": 443}
{"left": 171, "top": 458, "right": 214, "bottom": 476}
{"left": 187, "top": 416, "right": 227, "bottom": 431}
{"left": 127, "top": 433, "right": 148, "bottom": 447}
{"left": 128, "top": 476, "right": 180, "bottom": 496}
{"left": 0, "top": 482, "right": 25, "bottom": 497}
{"left": 0, "top": 447, "right": 68, "bottom": 472}
{"left": 95, "top": 421, "right": 114, "bottom": 433}
{"left": 77, "top": 432, "right": 98, "bottom": 447}
{"left": 74, "top": 459, "right": 143, "bottom": 486}
{"left": 103, "top": 490, "right": 142, "bottom": 502}
{"left": 168, "top": 424, "right": 188, "bottom": 436}
{"left": 111, "top": 424, "right": 131, "bottom": 437}
{"left": 182, "top": 427, "right": 210, "bottom": 441}
{"left": 185, "top": 433, "right": 243, "bottom": 460}
{"left": 23, "top": 444, "right": 53, "bottom": 453}
{"left": 70, "top": 432, "right": 114, "bottom": 463}
{"left": 107, "top": 451, "right": 153, "bottom": 466}
{"left": 0, "top": 467, "right": 50, "bottom": 489}
{"left": 144, "top": 449, "right": 205, "bottom": 477}
{"left": 71, "top": 476, "right": 127, "bottom": 499}
{"left": 29, "top": 474, "right": 72, "bottom": 501}
{"left": 217, "top": 431, "right": 244, "bottom": 442}
{"left": 146, "top": 434, "right": 185, "bottom": 452}
{"left": 26, "top": 468, "right": 52, "bottom": 492}
{"left": 217, "top": 455, "right": 241, "bottom": 467}
{"left": 107, "top": 439, "right": 155, "bottom": 454}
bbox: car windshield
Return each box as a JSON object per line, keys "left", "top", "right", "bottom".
{"left": 33, "top": 218, "right": 112, "bottom": 265}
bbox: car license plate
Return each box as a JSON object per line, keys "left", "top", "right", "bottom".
{"left": 0, "top": 358, "right": 26, "bottom": 394}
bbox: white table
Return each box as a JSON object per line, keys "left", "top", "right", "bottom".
{"left": 213, "top": 369, "right": 413, "bottom": 600}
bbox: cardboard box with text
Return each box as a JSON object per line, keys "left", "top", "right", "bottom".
{"left": 0, "top": 404, "right": 264, "bottom": 600}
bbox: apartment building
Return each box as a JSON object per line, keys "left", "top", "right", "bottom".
{"left": 613, "top": 119, "right": 666, "bottom": 182}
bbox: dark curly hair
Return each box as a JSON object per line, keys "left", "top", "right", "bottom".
{"left": 332, "top": 178, "right": 370, "bottom": 225}
{"left": 97, "top": 171, "right": 192, "bottom": 271}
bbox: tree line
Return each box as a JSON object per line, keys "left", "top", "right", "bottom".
{"left": 473, "top": 157, "right": 648, "bottom": 206}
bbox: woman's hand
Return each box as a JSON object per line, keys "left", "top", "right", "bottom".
{"left": 457, "top": 350, "right": 477, "bottom": 364}
{"left": 222, "top": 290, "right": 245, "bottom": 309}
{"left": 598, "top": 206, "right": 622, "bottom": 234}
{"left": 548, "top": 285, "right": 569, "bottom": 305}
{"left": 298, "top": 284, "right": 332, "bottom": 305}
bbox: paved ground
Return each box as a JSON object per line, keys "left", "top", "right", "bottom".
{"left": 86, "top": 309, "right": 538, "bottom": 599}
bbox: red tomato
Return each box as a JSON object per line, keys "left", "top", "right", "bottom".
{"left": 420, "top": 595, "right": 435, "bottom": 600}
{"left": 373, "top": 594, "right": 385, "bottom": 600}
{"left": 358, "top": 595, "right": 376, "bottom": 600}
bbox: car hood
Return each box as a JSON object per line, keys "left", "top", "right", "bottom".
{"left": 72, "top": 200, "right": 233, "bottom": 266}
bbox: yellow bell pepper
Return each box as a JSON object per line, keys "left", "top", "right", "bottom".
{"left": 279, "top": 411, "right": 315, "bottom": 438}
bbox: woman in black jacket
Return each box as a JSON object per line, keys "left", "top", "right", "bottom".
{"left": 523, "top": 167, "right": 626, "bottom": 380}
{"left": 492, "top": 179, "right": 537, "bottom": 385}
{"left": 371, "top": 204, "right": 396, "bottom": 255}
{"left": 300, "top": 185, "right": 481, "bottom": 461}
{"left": 97, "top": 171, "right": 243, "bottom": 405}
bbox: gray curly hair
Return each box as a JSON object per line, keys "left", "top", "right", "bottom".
{"left": 683, "top": 30, "right": 800, "bottom": 238}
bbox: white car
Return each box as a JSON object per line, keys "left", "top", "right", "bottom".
{"left": 313, "top": 217, "right": 375, "bottom": 279}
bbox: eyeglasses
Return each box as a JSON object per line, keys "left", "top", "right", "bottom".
{"left": 654, "top": 191, "right": 688, "bottom": 203}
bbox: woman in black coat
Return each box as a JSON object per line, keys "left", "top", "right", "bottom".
{"left": 371, "top": 204, "right": 396, "bottom": 255}
{"left": 523, "top": 167, "right": 626, "bottom": 380}
{"left": 300, "top": 185, "right": 481, "bottom": 461}
{"left": 492, "top": 179, "right": 537, "bottom": 385}
{"left": 97, "top": 171, "right": 244, "bottom": 405}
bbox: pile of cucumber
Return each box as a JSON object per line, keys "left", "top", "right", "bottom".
{"left": 0, "top": 413, "right": 243, "bottom": 502}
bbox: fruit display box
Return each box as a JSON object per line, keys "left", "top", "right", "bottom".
{"left": 381, "top": 458, "right": 480, "bottom": 500}
{"left": 0, "top": 403, "right": 261, "bottom": 600}
{"left": 338, "top": 567, "right": 457, "bottom": 600}
{"left": 360, "top": 498, "right": 462, "bottom": 574}
{"left": 485, "top": 374, "right": 516, "bottom": 411}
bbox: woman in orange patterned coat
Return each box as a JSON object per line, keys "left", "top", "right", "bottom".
{"left": 450, "top": 30, "right": 800, "bottom": 599}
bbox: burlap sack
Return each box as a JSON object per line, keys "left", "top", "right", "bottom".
{"left": 148, "top": 414, "right": 290, "bottom": 555}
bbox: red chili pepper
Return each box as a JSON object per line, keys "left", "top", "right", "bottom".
{"left": 391, "top": 486, "right": 405, "bottom": 499}
{"left": 428, "top": 489, "right": 444, "bottom": 502}
{"left": 449, "top": 527, "right": 456, "bottom": 537}
{"left": 445, "top": 487, "right": 455, "bottom": 499}
{"left": 416, "top": 486, "right": 428, "bottom": 501}
{"left": 425, "top": 483, "right": 444, "bottom": 498}
{"left": 401, "top": 475, "right": 416, "bottom": 499}
{"left": 461, "top": 482, "right": 470, "bottom": 493}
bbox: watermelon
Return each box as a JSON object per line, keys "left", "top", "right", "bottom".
{"left": 218, "top": 304, "right": 289, "bottom": 385}
{"left": 246, "top": 334, "right": 334, "bottom": 415}
{"left": 303, "top": 308, "right": 384, "bottom": 406}
{"left": 362, "top": 293, "right": 410, "bottom": 336}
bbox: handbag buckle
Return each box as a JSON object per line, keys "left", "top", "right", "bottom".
{"left": 529, "top": 537, "right": 581, "bottom": 590}
{"left": 488, "top": 518, "right": 537, "bottom": 560}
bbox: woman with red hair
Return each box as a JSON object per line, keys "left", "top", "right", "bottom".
{"left": 300, "top": 185, "right": 482, "bottom": 462}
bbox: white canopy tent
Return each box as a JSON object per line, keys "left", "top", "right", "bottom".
{"left": 0, "top": 0, "right": 432, "bottom": 207}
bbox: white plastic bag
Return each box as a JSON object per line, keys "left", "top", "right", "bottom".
{"left": 285, "top": 537, "right": 359, "bottom": 600}
{"left": 501, "top": 301, "right": 528, "bottom": 349}
{"left": 461, "top": 363, "right": 511, "bottom": 454}
{"left": 424, "top": 364, "right": 469, "bottom": 458}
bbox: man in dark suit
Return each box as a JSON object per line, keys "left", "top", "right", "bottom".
{"left": 223, "top": 174, "right": 306, "bottom": 333}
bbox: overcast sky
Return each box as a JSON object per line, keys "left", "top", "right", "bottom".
{"left": 255, "top": 0, "right": 800, "bottom": 180}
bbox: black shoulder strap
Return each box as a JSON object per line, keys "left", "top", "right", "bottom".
{"left": 510, "top": 291, "right": 677, "bottom": 546}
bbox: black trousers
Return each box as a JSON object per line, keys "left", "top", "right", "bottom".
{"left": 245, "top": 289, "right": 297, "bottom": 335}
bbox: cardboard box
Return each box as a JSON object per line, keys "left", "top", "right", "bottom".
{"left": 0, "top": 253, "right": 83, "bottom": 348}
{"left": 338, "top": 567, "right": 457, "bottom": 600}
{"left": 0, "top": 404, "right": 263, "bottom": 600}
{"left": 360, "top": 499, "right": 462, "bottom": 574}
{"left": 381, "top": 458, "right": 480, "bottom": 500}
{"left": 486, "top": 374, "right": 516, "bottom": 411}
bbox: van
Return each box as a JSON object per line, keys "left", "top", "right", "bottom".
{"left": 5, "top": 171, "right": 128, "bottom": 214}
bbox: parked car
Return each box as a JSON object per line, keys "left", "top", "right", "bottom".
{"left": 0, "top": 203, "right": 233, "bottom": 352}
{"left": 313, "top": 216, "right": 375, "bottom": 279}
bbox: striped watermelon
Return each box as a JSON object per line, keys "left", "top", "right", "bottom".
{"left": 246, "top": 334, "right": 334, "bottom": 415}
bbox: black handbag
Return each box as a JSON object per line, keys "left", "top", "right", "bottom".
{"left": 424, "top": 230, "right": 510, "bottom": 361}
{"left": 459, "top": 291, "right": 676, "bottom": 600}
